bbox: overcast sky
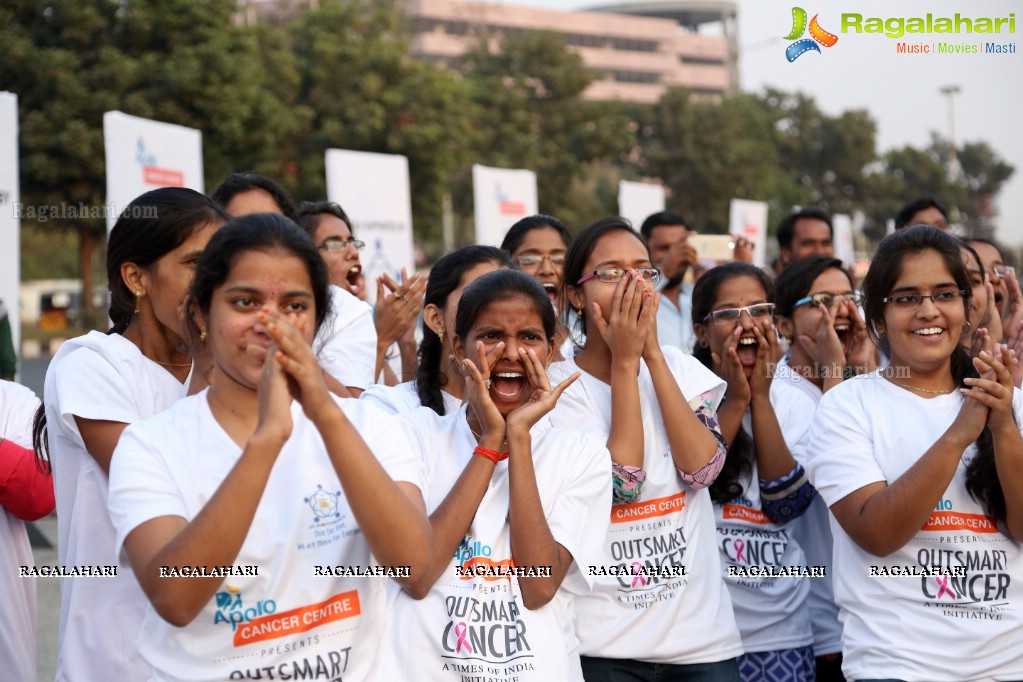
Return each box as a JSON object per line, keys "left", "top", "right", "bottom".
{"left": 483, "top": 0, "right": 1023, "bottom": 244}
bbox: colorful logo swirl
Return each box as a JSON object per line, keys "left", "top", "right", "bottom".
{"left": 785, "top": 7, "right": 839, "bottom": 62}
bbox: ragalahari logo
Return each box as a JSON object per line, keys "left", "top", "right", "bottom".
{"left": 784, "top": 7, "right": 839, "bottom": 62}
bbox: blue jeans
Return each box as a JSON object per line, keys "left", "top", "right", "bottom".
{"left": 581, "top": 656, "right": 740, "bottom": 682}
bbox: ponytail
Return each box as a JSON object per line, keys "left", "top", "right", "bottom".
{"left": 31, "top": 403, "right": 50, "bottom": 474}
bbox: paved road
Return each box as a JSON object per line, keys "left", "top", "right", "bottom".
{"left": 15, "top": 357, "right": 58, "bottom": 681}
{"left": 30, "top": 515, "right": 59, "bottom": 682}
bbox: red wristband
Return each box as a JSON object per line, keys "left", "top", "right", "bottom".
{"left": 473, "top": 445, "right": 509, "bottom": 463}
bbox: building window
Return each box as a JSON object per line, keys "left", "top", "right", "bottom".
{"left": 680, "top": 56, "right": 726, "bottom": 66}
{"left": 611, "top": 70, "right": 660, "bottom": 83}
{"left": 566, "top": 33, "right": 606, "bottom": 48}
{"left": 611, "top": 38, "right": 658, "bottom": 52}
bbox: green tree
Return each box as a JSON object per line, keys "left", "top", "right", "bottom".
{"left": 0, "top": 0, "right": 298, "bottom": 323}
{"left": 283, "top": 0, "right": 472, "bottom": 244}
{"left": 634, "top": 87, "right": 783, "bottom": 232}
{"left": 456, "top": 31, "right": 632, "bottom": 235}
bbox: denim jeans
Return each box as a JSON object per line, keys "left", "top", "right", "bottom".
{"left": 581, "top": 656, "right": 741, "bottom": 682}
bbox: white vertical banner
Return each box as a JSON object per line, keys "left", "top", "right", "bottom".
{"left": 0, "top": 92, "right": 21, "bottom": 364}
{"left": 325, "top": 149, "right": 414, "bottom": 305}
{"left": 618, "top": 180, "right": 665, "bottom": 229}
{"left": 832, "top": 213, "right": 855, "bottom": 268}
{"left": 103, "top": 111, "right": 204, "bottom": 232}
{"left": 472, "top": 164, "right": 538, "bottom": 247}
{"left": 728, "top": 198, "right": 769, "bottom": 268}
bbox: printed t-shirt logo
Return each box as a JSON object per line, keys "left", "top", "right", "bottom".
{"left": 232, "top": 591, "right": 362, "bottom": 647}
{"left": 305, "top": 484, "right": 342, "bottom": 522}
{"left": 213, "top": 585, "right": 278, "bottom": 632}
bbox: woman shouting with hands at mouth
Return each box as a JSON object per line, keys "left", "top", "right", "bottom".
{"left": 691, "top": 263, "right": 817, "bottom": 682}
{"left": 775, "top": 256, "right": 877, "bottom": 393}
{"left": 106, "top": 214, "right": 432, "bottom": 681}
{"left": 550, "top": 218, "right": 742, "bottom": 681}
{"left": 386, "top": 269, "right": 611, "bottom": 681}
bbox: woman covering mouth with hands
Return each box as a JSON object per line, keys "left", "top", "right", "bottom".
{"left": 384, "top": 269, "right": 611, "bottom": 681}
{"left": 691, "top": 262, "right": 817, "bottom": 682}
{"left": 549, "top": 218, "right": 742, "bottom": 681}
{"left": 774, "top": 256, "right": 877, "bottom": 392}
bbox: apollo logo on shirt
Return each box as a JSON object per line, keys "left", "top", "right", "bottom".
{"left": 454, "top": 532, "right": 494, "bottom": 567}
{"left": 213, "top": 585, "right": 278, "bottom": 632}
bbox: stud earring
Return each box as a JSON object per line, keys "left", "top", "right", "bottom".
{"left": 134, "top": 290, "right": 143, "bottom": 314}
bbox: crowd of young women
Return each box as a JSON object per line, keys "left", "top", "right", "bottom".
{"left": 6, "top": 180, "right": 1023, "bottom": 682}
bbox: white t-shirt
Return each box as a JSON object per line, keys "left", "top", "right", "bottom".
{"left": 44, "top": 331, "right": 189, "bottom": 682}
{"left": 108, "top": 392, "right": 423, "bottom": 682}
{"left": 769, "top": 354, "right": 842, "bottom": 655}
{"left": 0, "top": 381, "right": 42, "bottom": 682}
{"left": 806, "top": 372, "right": 1023, "bottom": 681}
{"left": 549, "top": 346, "right": 743, "bottom": 664}
{"left": 713, "top": 414, "right": 812, "bottom": 653}
{"left": 655, "top": 281, "right": 696, "bottom": 354}
{"left": 384, "top": 406, "right": 611, "bottom": 681}
{"left": 314, "top": 285, "right": 377, "bottom": 390}
{"left": 359, "top": 379, "right": 462, "bottom": 416}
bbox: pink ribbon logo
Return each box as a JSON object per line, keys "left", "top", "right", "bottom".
{"left": 454, "top": 622, "right": 473, "bottom": 653}
{"left": 630, "top": 562, "right": 647, "bottom": 587}
{"left": 934, "top": 576, "right": 957, "bottom": 600}
{"left": 734, "top": 539, "right": 747, "bottom": 564}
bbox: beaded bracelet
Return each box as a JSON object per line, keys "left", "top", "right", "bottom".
{"left": 473, "top": 445, "right": 509, "bottom": 463}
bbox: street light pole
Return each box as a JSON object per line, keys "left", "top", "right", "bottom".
{"left": 939, "top": 85, "right": 961, "bottom": 229}
{"left": 940, "top": 85, "right": 960, "bottom": 183}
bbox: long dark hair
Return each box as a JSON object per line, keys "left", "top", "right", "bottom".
{"left": 455, "top": 270, "right": 556, "bottom": 343}
{"left": 33, "top": 188, "right": 228, "bottom": 472}
{"left": 107, "top": 188, "right": 229, "bottom": 335}
{"left": 863, "top": 226, "right": 1006, "bottom": 521}
{"left": 416, "top": 246, "right": 512, "bottom": 415}
{"left": 691, "top": 263, "right": 776, "bottom": 503}
{"left": 560, "top": 217, "right": 649, "bottom": 347}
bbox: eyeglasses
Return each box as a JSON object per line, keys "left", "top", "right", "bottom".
{"left": 320, "top": 237, "right": 365, "bottom": 252}
{"left": 992, "top": 265, "right": 1015, "bottom": 279}
{"left": 793, "top": 291, "right": 863, "bottom": 309}
{"left": 702, "top": 303, "right": 775, "bottom": 324}
{"left": 576, "top": 267, "right": 661, "bottom": 285}
{"left": 515, "top": 253, "right": 565, "bottom": 268}
{"left": 881, "top": 289, "right": 967, "bottom": 308}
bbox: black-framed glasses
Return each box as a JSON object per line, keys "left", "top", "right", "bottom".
{"left": 881, "top": 289, "right": 967, "bottom": 308}
{"left": 793, "top": 291, "right": 863, "bottom": 309}
{"left": 320, "top": 237, "right": 365, "bottom": 252}
{"left": 702, "top": 303, "right": 775, "bottom": 324}
{"left": 515, "top": 253, "right": 566, "bottom": 268}
{"left": 576, "top": 267, "right": 661, "bottom": 285}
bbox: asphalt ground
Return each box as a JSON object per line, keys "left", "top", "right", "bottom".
{"left": 17, "top": 356, "right": 59, "bottom": 681}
